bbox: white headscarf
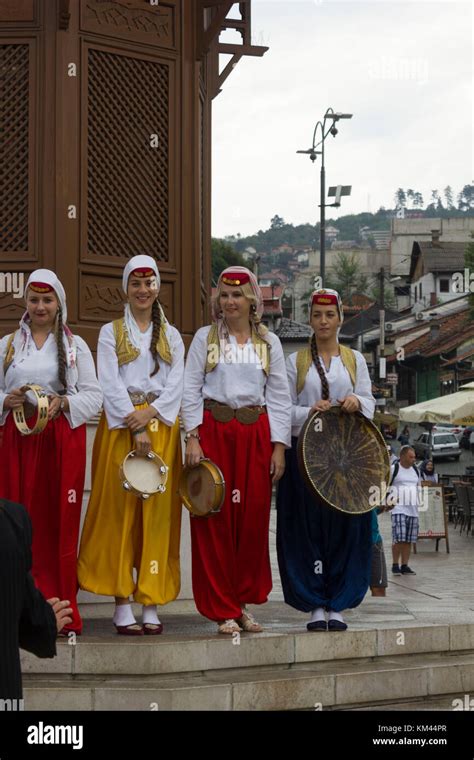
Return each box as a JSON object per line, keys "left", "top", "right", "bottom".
{"left": 122, "top": 255, "right": 167, "bottom": 350}
{"left": 20, "top": 269, "right": 77, "bottom": 370}
{"left": 122, "top": 255, "right": 160, "bottom": 295}
{"left": 212, "top": 265, "right": 270, "bottom": 354}
{"left": 26, "top": 269, "right": 68, "bottom": 322}
{"left": 308, "top": 287, "right": 344, "bottom": 325}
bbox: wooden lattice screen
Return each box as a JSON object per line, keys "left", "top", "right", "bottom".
{"left": 0, "top": 43, "right": 31, "bottom": 256}
{"left": 86, "top": 47, "right": 169, "bottom": 263}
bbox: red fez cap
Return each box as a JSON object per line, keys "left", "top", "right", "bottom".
{"left": 312, "top": 290, "right": 338, "bottom": 307}
{"left": 130, "top": 267, "right": 155, "bottom": 278}
{"left": 28, "top": 282, "right": 55, "bottom": 294}
{"left": 221, "top": 272, "right": 250, "bottom": 286}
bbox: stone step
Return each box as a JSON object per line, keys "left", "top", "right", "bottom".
{"left": 20, "top": 622, "right": 474, "bottom": 679}
{"left": 23, "top": 651, "right": 474, "bottom": 711}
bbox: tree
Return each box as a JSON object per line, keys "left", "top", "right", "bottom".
{"left": 430, "top": 189, "right": 440, "bottom": 205}
{"left": 211, "top": 238, "right": 246, "bottom": 283}
{"left": 327, "top": 253, "right": 369, "bottom": 303}
{"left": 413, "top": 191, "right": 424, "bottom": 209}
{"left": 394, "top": 188, "right": 406, "bottom": 208}
{"left": 443, "top": 185, "right": 454, "bottom": 210}
{"left": 369, "top": 283, "right": 396, "bottom": 309}
{"left": 457, "top": 184, "right": 474, "bottom": 212}
{"left": 270, "top": 215, "right": 285, "bottom": 229}
{"left": 406, "top": 189, "right": 414, "bottom": 208}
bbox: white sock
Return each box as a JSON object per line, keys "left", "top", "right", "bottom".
{"left": 328, "top": 610, "right": 344, "bottom": 623}
{"left": 310, "top": 607, "right": 326, "bottom": 623}
{"left": 113, "top": 603, "right": 136, "bottom": 627}
{"left": 142, "top": 605, "right": 161, "bottom": 625}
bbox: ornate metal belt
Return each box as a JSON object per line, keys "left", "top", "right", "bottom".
{"left": 128, "top": 391, "right": 159, "bottom": 406}
{"left": 204, "top": 399, "right": 267, "bottom": 425}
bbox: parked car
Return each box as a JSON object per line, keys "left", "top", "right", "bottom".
{"left": 460, "top": 426, "right": 474, "bottom": 449}
{"left": 413, "top": 431, "right": 461, "bottom": 461}
{"left": 431, "top": 423, "right": 464, "bottom": 442}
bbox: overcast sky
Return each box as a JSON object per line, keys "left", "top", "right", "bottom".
{"left": 211, "top": 0, "right": 473, "bottom": 238}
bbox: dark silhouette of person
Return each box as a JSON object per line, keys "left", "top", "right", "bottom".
{"left": 0, "top": 499, "right": 72, "bottom": 702}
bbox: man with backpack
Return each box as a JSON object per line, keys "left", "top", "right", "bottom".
{"left": 388, "top": 445, "right": 421, "bottom": 576}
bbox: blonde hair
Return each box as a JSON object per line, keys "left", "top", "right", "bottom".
{"left": 215, "top": 281, "right": 259, "bottom": 320}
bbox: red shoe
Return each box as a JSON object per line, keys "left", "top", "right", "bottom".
{"left": 143, "top": 622, "right": 163, "bottom": 635}
{"left": 57, "top": 628, "right": 82, "bottom": 638}
{"left": 114, "top": 623, "right": 144, "bottom": 636}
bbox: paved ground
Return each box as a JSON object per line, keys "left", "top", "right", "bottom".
{"left": 82, "top": 453, "right": 474, "bottom": 636}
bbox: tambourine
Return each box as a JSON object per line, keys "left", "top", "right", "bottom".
{"left": 179, "top": 458, "right": 225, "bottom": 517}
{"left": 12, "top": 384, "right": 49, "bottom": 436}
{"left": 120, "top": 450, "right": 169, "bottom": 500}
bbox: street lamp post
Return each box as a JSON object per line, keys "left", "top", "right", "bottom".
{"left": 297, "top": 109, "right": 352, "bottom": 283}
{"left": 379, "top": 266, "right": 386, "bottom": 382}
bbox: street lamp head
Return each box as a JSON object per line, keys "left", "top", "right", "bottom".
{"left": 297, "top": 148, "right": 319, "bottom": 162}
{"left": 327, "top": 112, "right": 353, "bottom": 121}
{"left": 330, "top": 125, "right": 338, "bottom": 137}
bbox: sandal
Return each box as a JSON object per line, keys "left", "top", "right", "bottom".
{"left": 114, "top": 623, "right": 144, "bottom": 636}
{"left": 217, "top": 619, "right": 242, "bottom": 635}
{"left": 143, "top": 622, "right": 163, "bottom": 635}
{"left": 236, "top": 609, "right": 263, "bottom": 633}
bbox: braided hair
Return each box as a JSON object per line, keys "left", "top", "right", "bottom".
{"left": 310, "top": 333, "right": 330, "bottom": 401}
{"left": 150, "top": 298, "right": 161, "bottom": 376}
{"left": 55, "top": 308, "right": 68, "bottom": 393}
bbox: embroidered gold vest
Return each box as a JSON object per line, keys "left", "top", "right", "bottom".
{"left": 205, "top": 323, "right": 270, "bottom": 376}
{"left": 112, "top": 317, "right": 172, "bottom": 367}
{"left": 295, "top": 343, "right": 357, "bottom": 396}
{"left": 3, "top": 332, "right": 16, "bottom": 374}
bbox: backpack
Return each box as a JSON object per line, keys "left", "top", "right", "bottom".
{"left": 389, "top": 460, "right": 420, "bottom": 485}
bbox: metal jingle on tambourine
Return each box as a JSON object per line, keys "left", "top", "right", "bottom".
{"left": 119, "top": 448, "right": 169, "bottom": 500}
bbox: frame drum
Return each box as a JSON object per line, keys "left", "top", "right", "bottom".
{"left": 120, "top": 450, "right": 168, "bottom": 500}
{"left": 179, "top": 459, "right": 225, "bottom": 517}
{"left": 297, "top": 405, "right": 390, "bottom": 515}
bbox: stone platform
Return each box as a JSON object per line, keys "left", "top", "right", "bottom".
{"left": 21, "top": 496, "right": 474, "bottom": 711}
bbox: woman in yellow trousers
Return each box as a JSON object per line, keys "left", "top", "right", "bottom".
{"left": 78, "top": 255, "right": 184, "bottom": 635}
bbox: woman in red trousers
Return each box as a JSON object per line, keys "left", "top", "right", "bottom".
{"left": 0, "top": 269, "right": 102, "bottom": 634}
{"left": 181, "top": 266, "right": 291, "bottom": 635}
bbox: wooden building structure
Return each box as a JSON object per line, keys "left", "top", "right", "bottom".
{"left": 0, "top": 0, "right": 267, "bottom": 346}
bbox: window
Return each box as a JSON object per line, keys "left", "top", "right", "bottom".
{"left": 439, "top": 279, "right": 449, "bottom": 293}
{"left": 434, "top": 434, "right": 457, "bottom": 445}
{"left": 419, "top": 282, "right": 422, "bottom": 298}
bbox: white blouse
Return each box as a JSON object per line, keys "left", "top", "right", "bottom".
{"left": 286, "top": 348, "right": 375, "bottom": 437}
{"left": 0, "top": 332, "right": 102, "bottom": 429}
{"left": 181, "top": 325, "right": 291, "bottom": 447}
{"left": 98, "top": 321, "right": 184, "bottom": 429}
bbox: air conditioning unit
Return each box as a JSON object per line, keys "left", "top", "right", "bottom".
{"left": 385, "top": 323, "right": 393, "bottom": 332}
{"left": 415, "top": 312, "right": 425, "bottom": 321}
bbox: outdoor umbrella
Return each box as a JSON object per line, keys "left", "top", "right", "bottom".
{"left": 399, "top": 382, "right": 474, "bottom": 425}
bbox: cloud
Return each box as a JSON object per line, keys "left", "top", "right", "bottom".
{"left": 212, "top": 1, "right": 473, "bottom": 236}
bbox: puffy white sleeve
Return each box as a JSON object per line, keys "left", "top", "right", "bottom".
{"left": 66, "top": 336, "right": 103, "bottom": 429}
{"left": 264, "top": 335, "right": 292, "bottom": 448}
{"left": 286, "top": 352, "right": 312, "bottom": 430}
{"left": 0, "top": 334, "right": 11, "bottom": 421}
{"left": 150, "top": 325, "right": 185, "bottom": 426}
{"left": 352, "top": 350, "right": 376, "bottom": 420}
{"left": 97, "top": 323, "right": 135, "bottom": 429}
{"left": 181, "top": 327, "right": 208, "bottom": 432}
